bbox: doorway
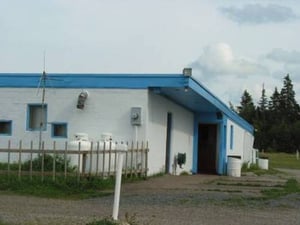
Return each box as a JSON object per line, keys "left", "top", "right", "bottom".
{"left": 198, "top": 124, "right": 218, "bottom": 174}
{"left": 165, "top": 112, "right": 172, "bottom": 173}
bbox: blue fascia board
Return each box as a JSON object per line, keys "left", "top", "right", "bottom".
{"left": 0, "top": 73, "right": 186, "bottom": 89}
{"left": 188, "top": 78, "right": 253, "bottom": 134}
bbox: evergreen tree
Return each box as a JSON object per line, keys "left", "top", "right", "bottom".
{"left": 254, "top": 85, "right": 269, "bottom": 151}
{"left": 237, "top": 90, "right": 256, "bottom": 124}
{"left": 279, "top": 74, "right": 300, "bottom": 123}
{"left": 233, "top": 74, "right": 300, "bottom": 153}
{"left": 258, "top": 84, "right": 268, "bottom": 115}
{"left": 268, "top": 87, "right": 281, "bottom": 125}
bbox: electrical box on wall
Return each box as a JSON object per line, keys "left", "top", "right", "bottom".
{"left": 131, "top": 107, "right": 142, "bottom": 126}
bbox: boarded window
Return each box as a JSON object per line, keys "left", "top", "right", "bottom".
{"left": 27, "top": 104, "right": 47, "bottom": 131}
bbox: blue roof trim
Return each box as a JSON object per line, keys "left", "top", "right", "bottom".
{"left": 0, "top": 73, "right": 253, "bottom": 133}
{"left": 0, "top": 73, "right": 186, "bottom": 88}
{"left": 188, "top": 77, "right": 253, "bottom": 134}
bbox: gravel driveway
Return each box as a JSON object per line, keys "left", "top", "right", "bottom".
{"left": 1, "top": 170, "right": 300, "bottom": 225}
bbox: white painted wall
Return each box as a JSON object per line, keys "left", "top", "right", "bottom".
{"left": 0, "top": 88, "right": 148, "bottom": 159}
{"left": 147, "top": 92, "right": 194, "bottom": 175}
{"left": 243, "top": 131, "right": 255, "bottom": 163}
{"left": 0, "top": 88, "right": 194, "bottom": 175}
{"left": 226, "top": 119, "right": 254, "bottom": 164}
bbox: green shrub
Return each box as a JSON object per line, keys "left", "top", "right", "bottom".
{"left": 22, "top": 154, "right": 76, "bottom": 172}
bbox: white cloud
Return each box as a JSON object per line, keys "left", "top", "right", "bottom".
{"left": 189, "top": 43, "right": 274, "bottom": 106}
{"left": 266, "top": 48, "right": 300, "bottom": 64}
{"left": 191, "top": 43, "right": 268, "bottom": 79}
{"left": 265, "top": 48, "right": 300, "bottom": 82}
{"left": 220, "top": 4, "right": 298, "bottom": 24}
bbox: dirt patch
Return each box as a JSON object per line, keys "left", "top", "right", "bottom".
{"left": 0, "top": 171, "right": 300, "bottom": 225}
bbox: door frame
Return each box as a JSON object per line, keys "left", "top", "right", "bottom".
{"left": 165, "top": 112, "right": 172, "bottom": 173}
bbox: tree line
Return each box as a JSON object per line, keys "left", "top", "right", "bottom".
{"left": 232, "top": 74, "right": 300, "bottom": 153}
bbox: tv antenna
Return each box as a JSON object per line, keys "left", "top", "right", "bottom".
{"left": 37, "top": 52, "right": 63, "bottom": 151}
{"left": 38, "top": 51, "right": 47, "bottom": 152}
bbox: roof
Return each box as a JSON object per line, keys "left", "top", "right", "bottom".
{"left": 0, "top": 73, "right": 253, "bottom": 133}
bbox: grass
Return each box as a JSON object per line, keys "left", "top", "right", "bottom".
{"left": 241, "top": 162, "right": 279, "bottom": 176}
{"left": 220, "top": 178, "right": 300, "bottom": 207}
{"left": 265, "top": 152, "right": 300, "bottom": 170}
{"left": 262, "top": 178, "right": 300, "bottom": 199}
{"left": 86, "top": 218, "right": 118, "bottom": 225}
{"left": 0, "top": 172, "right": 147, "bottom": 199}
{"left": 86, "top": 213, "right": 147, "bottom": 225}
{"left": 0, "top": 221, "right": 11, "bottom": 225}
{"left": 0, "top": 175, "right": 115, "bottom": 199}
{"left": 242, "top": 152, "right": 300, "bottom": 175}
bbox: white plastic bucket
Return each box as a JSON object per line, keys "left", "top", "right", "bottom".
{"left": 227, "top": 156, "right": 241, "bottom": 177}
{"left": 258, "top": 158, "right": 269, "bottom": 170}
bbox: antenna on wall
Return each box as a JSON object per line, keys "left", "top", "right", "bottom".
{"left": 38, "top": 51, "right": 47, "bottom": 152}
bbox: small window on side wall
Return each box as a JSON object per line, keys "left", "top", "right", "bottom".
{"left": 52, "top": 123, "right": 67, "bottom": 138}
{"left": 0, "top": 120, "right": 12, "bottom": 136}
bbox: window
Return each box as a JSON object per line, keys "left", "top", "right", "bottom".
{"left": 52, "top": 123, "right": 67, "bottom": 138}
{"left": 0, "top": 120, "right": 12, "bottom": 135}
{"left": 27, "top": 104, "right": 47, "bottom": 131}
{"left": 230, "top": 125, "right": 234, "bottom": 150}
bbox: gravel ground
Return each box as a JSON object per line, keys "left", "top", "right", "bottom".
{"left": 1, "top": 170, "right": 300, "bottom": 225}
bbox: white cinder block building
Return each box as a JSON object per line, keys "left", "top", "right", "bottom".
{"left": 0, "top": 71, "right": 254, "bottom": 175}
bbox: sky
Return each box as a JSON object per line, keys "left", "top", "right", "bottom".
{"left": 1, "top": 0, "right": 300, "bottom": 106}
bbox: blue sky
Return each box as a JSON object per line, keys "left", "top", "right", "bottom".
{"left": 1, "top": 0, "right": 300, "bottom": 105}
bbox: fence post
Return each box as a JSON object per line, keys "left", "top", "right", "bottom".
{"left": 108, "top": 141, "right": 112, "bottom": 176}
{"left": 64, "top": 141, "right": 67, "bottom": 180}
{"left": 130, "top": 141, "right": 134, "bottom": 178}
{"left": 7, "top": 140, "right": 11, "bottom": 177}
{"left": 96, "top": 141, "right": 99, "bottom": 176}
{"left": 135, "top": 142, "right": 139, "bottom": 176}
{"left": 41, "top": 142, "right": 45, "bottom": 182}
{"left": 102, "top": 141, "right": 106, "bottom": 178}
{"left": 77, "top": 142, "right": 81, "bottom": 183}
{"left": 18, "top": 140, "right": 22, "bottom": 181}
{"left": 89, "top": 142, "right": 93, "bottom": 176}
{"left": 30, "top": 141, "right": 33, "bottom": 181}
{"left": 141, "top": 141, "right": 144, "bottom": 176}
{"left": 114, "top": 142, "right": 118, "bottom": 173}
{"left": 124, "top": 142, "right": 128, "bottom": 177}
{"left": 145, "top": 141, "right": 149, "bottom": 178}
{"left": 52, "top": 141, "right": 56, "bottom": 182}
{"left": 112, "top": 146, "right": 127, "bottom": 221}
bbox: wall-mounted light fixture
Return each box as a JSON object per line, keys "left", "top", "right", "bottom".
{"left": 77, "top": 91, "right": 88, "bottom": 109}
{"left": 216, "top": 111, "right": 223, "bottom": 119}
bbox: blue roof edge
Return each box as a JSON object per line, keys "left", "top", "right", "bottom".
{"left": 188, "top": 77, "right": 254, "bottom": 134}
{"left": 0, "top": 73, "right": 185, "bottom": 88}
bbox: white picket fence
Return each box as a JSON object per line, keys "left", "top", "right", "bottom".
{"left": 0, "top": 140, "right": 149, "bottom": 181}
